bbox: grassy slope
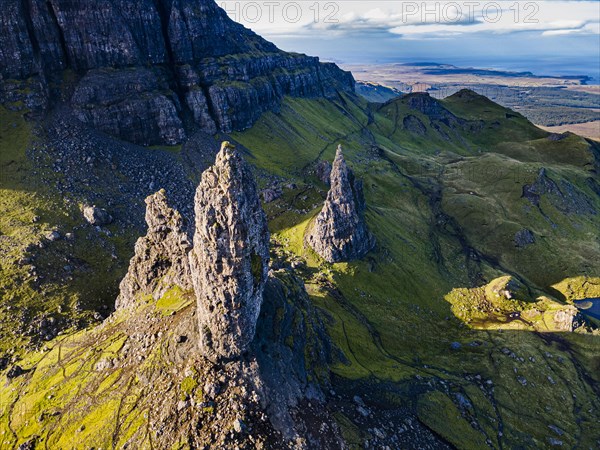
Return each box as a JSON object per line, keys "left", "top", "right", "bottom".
{"left": 0, "top": 296, "right": 196, "bottom": 449}
{"left": 231, "top": 93, "right": 600, "bottom": 448}
{"left": 2, "top": 92, "right": 600, "bottom": 448}
{"left": 0, "top": 107, "right": 135, "bottom": 355}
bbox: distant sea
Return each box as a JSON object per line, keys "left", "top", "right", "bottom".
{"left": 269, "top": 35, "right": 600, "bottom": 85}
{"left": 369, "top": 56, "right": 600, "bottom": 85}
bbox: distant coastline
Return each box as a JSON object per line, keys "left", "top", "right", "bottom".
{"left": 331, "top": 57, "right": 600, "bottom": 86}
{"left": 339, "top": 60, "right": 598, "bottom": 86}
{"left": 396, "top": 62, "right": 594, "bottom": 86}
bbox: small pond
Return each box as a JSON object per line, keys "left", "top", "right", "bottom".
{"left": 574, "top": 298, "right": 600, "bottom": 320}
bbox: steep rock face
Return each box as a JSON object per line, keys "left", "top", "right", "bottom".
{"left": 0, "top": 0, "right": 355, "bottom": 145}
{"left": 71, "top": 68, "right": 186, "bottom": 145}
{"left": 0, "top": 0, "right": 36, "bottom": 80}
{"left": 306, "top": 145, "right": 375, "bottom": 263}
{"left": 116, "top": 189, "right": 192, "bottom": 309}
{"left": 49, "top": 0, "right": 167, "bottom": 70}
{"left": 29, "top": 0, "right": 68, "bottom": 73}
{"left": 165, "top": 0, "right": 277, "bottom": 61}
{"left": 253, "top": 269, "right": 332, "bottom": 437}
{"left": 189, "top": 142, "right": 270, "bottom": 361}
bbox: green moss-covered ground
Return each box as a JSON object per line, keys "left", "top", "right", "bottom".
{"left": 232, "top": 92, "right": 600, "bottom": 448}
{"left": 0, "top": 106, "right": 136, "bottom": 356}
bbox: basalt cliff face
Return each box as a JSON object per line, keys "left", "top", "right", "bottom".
{"left": 0, "top": 0, "right": 354, "bottom": 145}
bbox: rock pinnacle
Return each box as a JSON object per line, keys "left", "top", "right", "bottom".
{"left": 190, "top": 142, "right": 270, "bottom": 361}
{"left": 116, "top": 189, "right": 192, "bottom": 309}
{"left": 306, "top": 145, "right": 375, "bottom": 262}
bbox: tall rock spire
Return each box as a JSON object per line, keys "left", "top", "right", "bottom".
{"left": 190, "top": 142, "right": 270, "bottom": 361}
{"left": 306, "top": 145, "right": 375, "bottom": 263}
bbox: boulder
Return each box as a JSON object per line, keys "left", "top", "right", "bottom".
{"left": 262, "top": 187, "right": 282, "bottom": 203}
{"left": 83, "top": 206, "right": 113, "bottom": 226}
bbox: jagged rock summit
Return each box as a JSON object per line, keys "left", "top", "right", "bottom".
{"left": 115, "top": 142, "right": 271, "bottom": 361}
{"left": 116, "top": 189, "right": 193, "bottom": 309}
{"left": 190, "top": 141, "right": 270, "bottom": 361}
{"left": 90, "top": 143, "right": 338, "bottom": 447}
{"left": 0, "top": 0, "right": 354, "bottom": 145}
{"left": 306, "top": 145, "right": 375, "bottom": 263}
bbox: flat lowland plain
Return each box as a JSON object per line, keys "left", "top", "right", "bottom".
{"left": 343, "top": 62, "right": 592, "bottom": 89}
{"left": 540, "top": 120, "right": 600, "bottom": 141}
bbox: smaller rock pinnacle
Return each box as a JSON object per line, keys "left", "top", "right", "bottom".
{"left": 306, "top": 145, "right": 375, "bottom": 263}
{"left": 116, "top": 189, "right": 192, "bottom": 309}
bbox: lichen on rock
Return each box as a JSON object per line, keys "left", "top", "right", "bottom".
{"left": 306, "top": 145, "right": 375, "bottom": 263}
{"left": 116, "top": 189, "right": 192, "bottom": 309}
{"left": 189, "top": 142, "right": 270, "bottom": 361}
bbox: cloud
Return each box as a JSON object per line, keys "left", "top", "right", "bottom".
{"left": 541, "top": 21, "right": 600, "bottom": 36}
{"left": 295, "top": 1, "right": 600, "bottom": 40}
{"left": 307, "top": 5, "right": 483, "bottom": 33}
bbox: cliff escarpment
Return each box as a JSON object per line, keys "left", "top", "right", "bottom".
{"left": 0, "top": 0, "right": 354, "bottom": 145}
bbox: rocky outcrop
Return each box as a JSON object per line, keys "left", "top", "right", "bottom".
{"left": 103, "top": 144, "right": 339, "bottom": 445}
{"left": 522, "top": 168, "right": 596, "bottom": 215}
{"left": 553, "top": 307, "right": 585, "bottom": 332}
{"left": 0, "top": 0, "right": 355, "bottom": 145}
{"left": 189, "top": 142, "right": 270, "bottom": 361}
{"left": 71, "top": 68, "right": 186, "bottom": 146}
{"left": 116, "top": 189, "right": 192, "bottom": 309}
{"left": 514, "top": 228, "right": 535, "bottom": 248}
{"left": 404, "top": 92, "right": 455, "bottom": 121}
{"left": 306, "top": 145, "right": 375, "bottom": 263}
{"left": 403, "top": 115, "right": 427, "bottom": 135}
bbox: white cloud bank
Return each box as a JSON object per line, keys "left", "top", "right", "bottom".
{"left": 219, "top": 1, "right": 600, "bottom": 39}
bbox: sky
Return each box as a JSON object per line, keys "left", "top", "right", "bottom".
{"left": 219, "top": 1, "right": 600, "bottom": 80}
